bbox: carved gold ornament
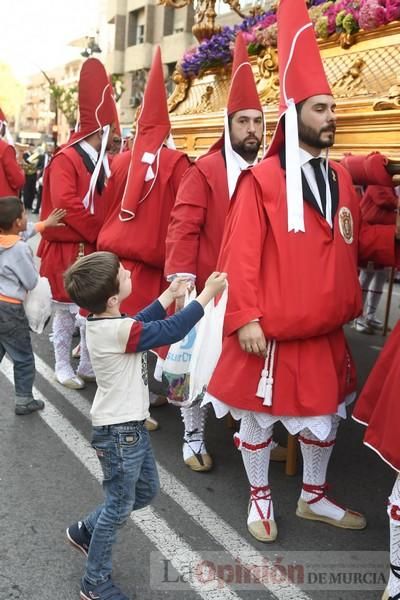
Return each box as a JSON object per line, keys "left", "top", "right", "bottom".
{"left": 373, "top": 77, "right": 400, "bottom": 111}
{"left": 331, "top": 58, "right": 370, "bottom": 98}
{"left": 255, "top": 48, "right": 280, "bottom": 105}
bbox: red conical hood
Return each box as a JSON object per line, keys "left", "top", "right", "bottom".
{"left": 267, "top": 0, "right": 332, "bottom": 156}
{"left": 227, "top": 31, "right": 262, "bottom": 115}
{"left": 208, "top": 32, "right": 262, "bottom": 154}
{"left": 68, "top": 58, "right": 117, "bottom": 146}
{"left": 120, "top": 47, "right": 171, "bottom": 221}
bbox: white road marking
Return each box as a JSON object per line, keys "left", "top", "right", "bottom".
{"left": 8, "top": 354, "right": 312, "bottom": 600}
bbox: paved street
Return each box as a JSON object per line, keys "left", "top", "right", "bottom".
{"left": 1, "top": 228, "right": 399, "bottom": 600}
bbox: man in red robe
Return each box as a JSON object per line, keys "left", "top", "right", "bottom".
{"left": 164, "top": 33, "right": 264, "bottom": 472}
{"left": 38, "top": 58, "right": 118, "bottom": 389}
{"left": 98, "top": 47, "right": 190, "bottom": 314}
{"left": 0, "top": 108, "right": 25, "bottom": 197}
{"left": 342, "top": 152, "right": 399, "bottom": 333}
{"left": 353, "top": 317, "right": 400, "bottom": 600}
{"left": 205, "top": 0, "right": 400, "bottom": 543}
{"left": 97, "top": 47, "right": 190, "bottom": 429}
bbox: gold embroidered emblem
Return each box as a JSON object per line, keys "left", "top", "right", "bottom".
{"left": 332, "top": 170, "right": 337, "bottom": 182}
{"left": 338, "top": 207, "right": 353, "bottom": 244}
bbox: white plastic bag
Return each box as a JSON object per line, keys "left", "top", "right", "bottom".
{"left": 162, "top": 288, "right": 198, "bottom": 406}
{"left": 23, "top": 276, "right": 52, "bottom": 334}
{"left": 187, "top": 284, "right": 228, "bottom": 405}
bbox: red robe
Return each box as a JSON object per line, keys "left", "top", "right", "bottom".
{"left": 353, "top": 320, "right": 400, "bottom": 472}
{"left": 97, "top": 147, "right": 190, "bottom": 314}
{"left": 207, "top": 155, "right": 398, "bottom": 417}
{"left": 37, "top": 146, "right": 106, "bottom": 302}
{"left": 360, "top": 185, "right": 397, "bottom": 226}
{"left": 165, "top": 150, "right": 230, "bottom": 291}
{"left": 0, "top": 139, "right": 25, "bottom": 196}
{"left": 341, "top": 152, "right": 393, "bottom": 188}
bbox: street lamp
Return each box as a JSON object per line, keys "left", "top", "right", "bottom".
{"left": 80, "top": 33, "right": 102, "bottom": 58}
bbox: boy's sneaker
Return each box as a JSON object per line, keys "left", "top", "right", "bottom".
{"left": 15, "top": 399, "right": 45, "bottom": 415}
{"left": 80, "top": 577, "right": 129, "bottom": 600}
{"left": 66, "top": 521, "right": 91, "bottom": 557}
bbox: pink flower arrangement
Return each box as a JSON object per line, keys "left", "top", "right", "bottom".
{"left": 180, "top": 0, "right": 400, "bottom": 79}
{"left": 385, "top": 0, "right": 400, "bottom": 20}
{"left": 315, "top": 0, "right": 400, "bottom": 38}
{"left": 359, "top": 0, "right": 388, "bottom": 28}
{"left": 360, "top": 0, "right": 400, "bottom": 28}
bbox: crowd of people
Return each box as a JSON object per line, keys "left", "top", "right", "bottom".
{"left": 1, "top": 0, "right": 400, "bottom": 598}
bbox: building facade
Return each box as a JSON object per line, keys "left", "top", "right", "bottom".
{"left": 19, "top": 59, "right": 83, "bottom": 147}
{"left": 104, "top": 0, "right": 241, "bottom": 133}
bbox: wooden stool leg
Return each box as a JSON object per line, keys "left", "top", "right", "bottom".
{"left": 383, "top": 267, "right": 395, "bottom": 336}
{"left": 285, "top": 434, "right": 298, "bottom": 476}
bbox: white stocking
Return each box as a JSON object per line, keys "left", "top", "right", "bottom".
{"left": 235, "top": 413, "right": 274, "bottom": 526}
{"left": 365, "top": 269, "right": 387, "bottom": 321}
{"left": 388, "top": 474, "right": 400, "bottom": 598}
{"left": 359, "top": 268, "right": 374, "bottom": 310}
{"left": 76, "top": 314, "right": 94, "bottom": 377}
{"left": 299, "top": 414, "right": 345, "bottom": 521}
{"left": 53, "top": 307, "right": 77, "bottom": 382}
{"left": 181, "top": 403, "right": 209, "bottom": 459}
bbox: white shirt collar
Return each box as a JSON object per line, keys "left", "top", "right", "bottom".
{"left": 299, "top": 147, "right": 323, "bottom": 168}
{"left": 299, "top": 147, "right": 333, "bottom": 228}
{"left": 79, "top": 140, "right": 99, "bottom": 165}
{"left": 231, "top": 148, "right": 258, "bottom": 170}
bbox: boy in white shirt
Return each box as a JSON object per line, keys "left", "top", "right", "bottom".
{"left": 63, "top": 250, "right": 226, "bottom": 600}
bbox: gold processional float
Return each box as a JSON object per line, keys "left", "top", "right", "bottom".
{"left": 163, "top": 0, "right": 400, "bottom": 168}
{"left": 161, "top": 0, "right": 400, "bottom": 475}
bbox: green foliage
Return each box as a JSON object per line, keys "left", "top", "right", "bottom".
{"left": 50, "top": 84, "right": 78, "bottom": 127}
{"left": 110, "top": 73, "right": 125, "bottom": 102}
{"left": 41, "top": 70, "right": 78, "bottom": 128}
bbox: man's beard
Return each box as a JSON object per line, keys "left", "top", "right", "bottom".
{"left": 231, "top": 137, "right": 261, "bottom": 162}
{"left": 298, "top": 120, "right": 336, "bottom": 149}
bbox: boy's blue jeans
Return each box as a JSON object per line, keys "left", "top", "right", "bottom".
{"left": 0, "top": 302, "right": 35, "bottom": 404}
{"left": 83, "top": 421, "right": 160, "bottom": 585}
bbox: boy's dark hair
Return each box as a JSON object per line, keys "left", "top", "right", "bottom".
{"left": 64, "top": 251, "right": 120, "bottom": 314}
{"left": 0, "top": 197, "right": 24, "bottom": 231}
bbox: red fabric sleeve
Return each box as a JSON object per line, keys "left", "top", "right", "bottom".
{"left": 218, "top": 172, "right": 266, "bottom": 336}
{"left": 43, "top": 153, "right": 104, "bottom": 243}
{"left": 346, "top": 174, "right": 397, "bottom": 265}
{"left": 363, "top": 186, "right": 398, "bottom": 210}
{"left": 164, "top": 165, "right": 208, "bottom": 277}
{"left": 2, "top": 145, "right": 25, "bottom": 191}
{"left": 358, "top": 221, "right": 397, "bottom": 266}
{"left": 169, "top": 154, "right": 191, "bottom": 193}
{"left": 341, "top": 153, "right": 393, "bottom": 187}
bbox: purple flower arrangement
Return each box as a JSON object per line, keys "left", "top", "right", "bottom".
{"left": 181, "top": 12, "right": 271, "bottom": 78}
{"left": 179, "top": 0, "right": 400, "bottom": 79}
